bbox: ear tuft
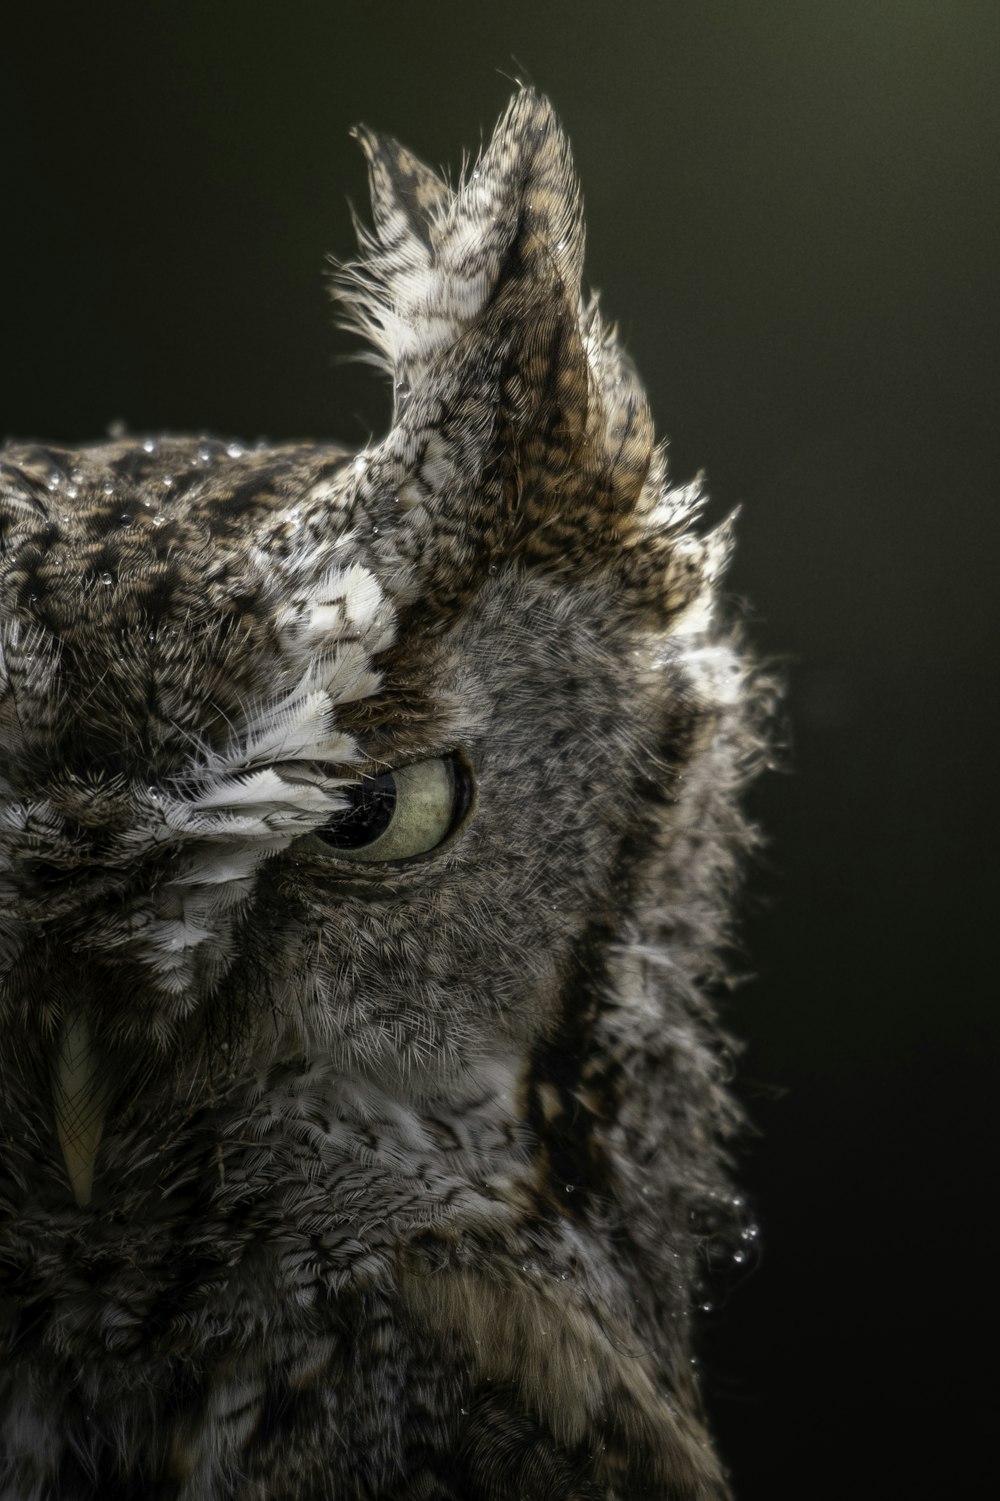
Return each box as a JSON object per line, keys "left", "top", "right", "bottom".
{"left": 334, "top": 93, "right": 733, "bottom": 631}
{"left": 350, "top": 126, "right": 451, "bottom": 256}
{"left": 336, "top": 91, "right": 584, "bottom": 395}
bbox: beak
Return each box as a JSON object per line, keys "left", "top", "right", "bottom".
{"left": 52, "top": 1013, "right": 108, "bottom": 1207}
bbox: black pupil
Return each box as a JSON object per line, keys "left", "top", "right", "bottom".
{"left": 317, "top": 773, "right": 397, "bottom": 849}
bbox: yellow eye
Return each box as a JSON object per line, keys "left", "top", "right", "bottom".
{"left": 312, "top": 755, "right": 471, "bottom": 863}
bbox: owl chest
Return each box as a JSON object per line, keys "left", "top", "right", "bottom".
{"left": 0, "top": 1082, "right": 523, "bottom": 1500}
{"left": 0, "top": 1211, "right": 460, "bottom": 1500}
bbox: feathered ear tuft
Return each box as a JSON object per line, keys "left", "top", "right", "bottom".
{"left": 333, "top": 91, "right": 730, "bottom": 628}
{"left": 340, "top": 126, "right": 454, "bottom": 385}
{"left": 337, "top": 92, "right": 583, "bottom": 400}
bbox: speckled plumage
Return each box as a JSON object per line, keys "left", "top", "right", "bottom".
{"left": 0, "top": 94, "right": 767, "bottom": 1500}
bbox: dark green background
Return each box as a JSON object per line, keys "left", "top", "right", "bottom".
{"left": 6, "top": 3, "right": 996, "bottom": 1495}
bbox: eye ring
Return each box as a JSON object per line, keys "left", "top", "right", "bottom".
{"left": 304, "top": 750, "right": 475, "bottom": 866}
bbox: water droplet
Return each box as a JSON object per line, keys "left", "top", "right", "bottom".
{"left": 142, "top": 438, "right": 157, "bottom": 454}
{"left": 161, "top": 474, "right": 173, "bottom": 488}
{"left": 459, "top": 1407, "right": 468, "bottom": 1416}
{"left": 700, "top": 1301, "right": 713, "bottom": 1313}
{"left": 564, "top": 1184, "right": 575, "bottom": 1194}
{"left": 733, "top": 1250, "right": 746, "bottom": 1264}
{"left": 151, "top": 514, "right": 167, "bottom": 528}
{"left": 47, "top": 472, "right": 62, "bottom": 491}
{"left": 472, "top": 168, "right": 481, "bottom": 179}
{"left": 198, "top": 445, "right": 213, "bottom": 464}
{"left": 102, "top": 480, "right": 115, "bottom": 496}
{"left": 99, "top": 572, "right": 113, "bottom": 587}
{"left": 226, "top": 442, "right": 244, "bottom": 459}
{"left": 371, "top": 524, "right": 380, "bottom": 537}
{"left": 119, "top": 513, "right": 132, "bottom": 526}
{"left": 66, "top": 485, "right": 79, "bottom": 500}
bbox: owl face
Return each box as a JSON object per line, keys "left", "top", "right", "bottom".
{"left": 0, "top": 428, "right": 715, "bottom": 1186}
{"left": 0, "top": 93, "right": 756, "bottom": 1501}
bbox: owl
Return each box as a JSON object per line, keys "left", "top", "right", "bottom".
{"left": 0, "top": 93, "right": 766, "bottom": 1500}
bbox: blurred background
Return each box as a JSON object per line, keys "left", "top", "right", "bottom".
{"left": 6, "top": 3, "right": 996, "bottom": 1495}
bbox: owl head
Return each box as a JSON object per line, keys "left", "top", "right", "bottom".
{"left": 0, "top": 93, "right": 763, "bottom": 1498}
